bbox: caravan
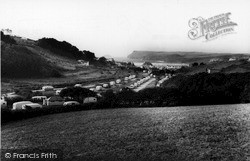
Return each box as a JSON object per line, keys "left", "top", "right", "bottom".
{"left": 83, "top": 97, "right": 97, "bottom": 104}
{"left": 23, "top": 103, "right": 42, "bottom": 109}
{"left": 13, "top": 101, "right": 33, "bottom": 110}
{"left": 31, "top": 96, "right": 47, "bottom": 103}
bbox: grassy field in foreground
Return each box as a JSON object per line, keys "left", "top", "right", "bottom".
{"left": 1, "top": 104, "right": 250, "bottom": 161}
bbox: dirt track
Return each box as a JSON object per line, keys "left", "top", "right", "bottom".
{"left": 133, "top": 78, "right": 157, "bottom": 92}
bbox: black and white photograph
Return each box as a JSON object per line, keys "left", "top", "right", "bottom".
{"left": 1, "top": 0, "right": 250, "bottom": 160}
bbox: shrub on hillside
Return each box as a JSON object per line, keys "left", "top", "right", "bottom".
{"left": 60, "top": 87, "right": 96, "bottom": 103}
{"left": 38, "top": 38, "right": 82, "bottom": 59}
{"left": 1, "top": 31, "right": 17, "bottom": 45}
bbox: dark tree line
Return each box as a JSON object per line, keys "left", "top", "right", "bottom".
{"left": 151, "top": 68, "right": 174, "bottom": 76}
{"left": 162, "top": 72, "right": 250, "bottom": 105}
{"left": 37, "top": 38, "right": 96, "bottom": 61}
{"left": 97, "top": 72, "right": 250, "bottom": 108}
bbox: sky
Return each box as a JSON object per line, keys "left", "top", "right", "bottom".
{"left": 1, "top": 0, "right": 250, "bottom": 57}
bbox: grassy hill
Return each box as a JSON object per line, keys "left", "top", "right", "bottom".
{"left": 1, "top": 41, "right": 62, "bottom": 78}
{"left": 1, "top": 34, "right": 85, "bottom": 78}
{"left": 1, "top": 32, "right": 103, "bottom": 79}
{"left": 176, "top": 60, "right": 250, "bottom": 75}
{"left": 128, "top": 51, "right": 250, "bottom": 64}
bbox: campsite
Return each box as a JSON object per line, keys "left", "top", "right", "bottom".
{"left": 1, "top": 1, "right": 250, "bottom": 160}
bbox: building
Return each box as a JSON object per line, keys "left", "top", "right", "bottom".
{"left": 229, "top": 57, "right": 236, "bottom": 61}
{"left": 142, "top": 62, "right": 153, "bottom": 69}
{"left": 206, "top": 68, "right": 220, "bottom": 74}
{"left": 209, "top": 58, "right": 223, "bottom": 63}
{"left": 41, "top": 86, "right": 56, "bottom": 96}
{"left": 77, "top": 60, "right": 89, "bottom": 67}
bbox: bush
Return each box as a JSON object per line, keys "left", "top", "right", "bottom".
{"left": 1, "top": 31, "right": 17, "bottom": 44}
{"left": 98, "top": 90, "right": 117, "bottom": 108}
{"left": 177, "top": 72, "right": 250, "bottom": 105}
{"left": 60, "top": 87, "right": 96, "bottom": 103}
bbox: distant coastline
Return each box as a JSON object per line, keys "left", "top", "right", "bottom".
{"left": 114, "top": 57, "right": 189, "bottom": 65}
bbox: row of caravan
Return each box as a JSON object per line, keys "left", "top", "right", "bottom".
{"left": 11, "top": 96, "right": 98, "bottom": 110}
{"left": 90, "top": 75, "right": 137, "bottom": 91}
{"left": 129, "top": 76, "right": 151, "bottom": 89}
{"left": 42, "top": 96, "right": 97, "bottom": 106}
{"left": 156, "top": 75, "right": 172, "bottom": 87}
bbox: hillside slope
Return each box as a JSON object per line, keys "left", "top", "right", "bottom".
{"left": 1, "top": 41, "right": 62, "bottom": 78}
{"left": 1, "top": 34, "right": 89, "bottom": 78}
{"left": 1, "top": 33, "right": 138, "bottom": 94}
{"left": 177, "top": 60, "right": 250, "bottom": 75}
{"left": 128, "top": 51, "right": 249, "bottom": 63}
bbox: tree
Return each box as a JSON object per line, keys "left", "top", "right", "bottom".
{"left": 192, "top": 62, "right": 199, "bottom": 67}
{"left": 60, "top": 87, "right": 96, "bottom": 102}
{"left": 127, "top": 62, "right": 135, "bottom": 67}
{"left": 15, "top": 89, "right": 33, "bottom": 99}
{"left": 37, "top": 38, "right": 82, "bottom": 59}
{"left": 240, "top": 84, "right": 250, "bottom": 103}
{"left": 83, "top": 50, "right": 96, "bottom": 61}
{"left": 98, "top": 90, "right": 117, "bottom": 108}
{"left": 98, "top": 57, "right": 107, "bottom": 65}
{"left": 142, "top": 62, "right": 153, "bottom": 69}
{"left": 1, "top": 31, "right": 16, "bottom": 44}
{"left": 116, "top": 88, "right": 137, "bottom": 106}
{"left": 37, "top": 38, "right": 96, "bottom": 61}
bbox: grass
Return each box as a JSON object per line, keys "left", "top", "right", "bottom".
{"left": 1, "top": 104, "right": 250, "bottom": 161}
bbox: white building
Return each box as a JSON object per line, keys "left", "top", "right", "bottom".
{"left": 77, "top": 60, "right": 89, "bottom": 66}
